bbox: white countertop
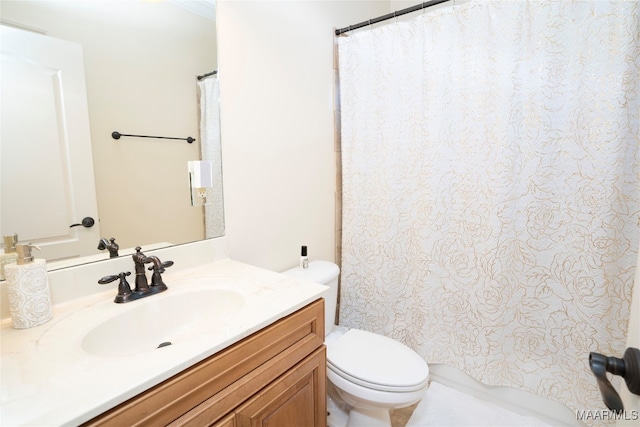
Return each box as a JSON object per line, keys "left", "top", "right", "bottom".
{"left": 0, "top": 255, "right": 327, "bottom": 426}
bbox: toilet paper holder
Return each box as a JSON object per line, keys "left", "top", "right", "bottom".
{"left": 589, "top": 347, "right": 640, "bottom": 412}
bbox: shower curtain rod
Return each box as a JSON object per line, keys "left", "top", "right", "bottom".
{"left": 335, "top": 0, "right": 451, "bottom": 35}
{"left": 197, "top": 70, "right": 217, "bottom": 80}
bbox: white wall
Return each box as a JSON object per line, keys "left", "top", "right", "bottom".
{"left": 217, "top": 1, "right": 390, "bottom": 272}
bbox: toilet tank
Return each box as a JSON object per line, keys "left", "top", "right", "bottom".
{"left": 282, "top": 261, "right": 339, "bottom": 337}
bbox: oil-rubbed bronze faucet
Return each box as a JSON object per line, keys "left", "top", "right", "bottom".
{"left": 97, "top": 237, "right": 119, "bottom": 258}
{"left": 98, "top": 246, "right": 173, "bottom": 303}
{"left": 131, "top": 246, "right": 173, "bottom": 294}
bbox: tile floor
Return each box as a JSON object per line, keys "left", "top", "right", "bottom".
{"left": 390, "top": 403, "right": 418, "bottom": 427}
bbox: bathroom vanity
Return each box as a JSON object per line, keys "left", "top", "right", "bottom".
{"left": 84, "top": 300, "right": 326, "bottom": 426}
{"left": 0, "top": 237, "right": 328, "bottom": 426}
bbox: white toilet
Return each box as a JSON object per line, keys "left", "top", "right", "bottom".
{"left": 283, "top": 261, "right": 429, "bottom": 427}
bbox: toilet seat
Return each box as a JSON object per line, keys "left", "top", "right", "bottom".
{"left": 327, "top": 329, "right": 429, "bottom": 393}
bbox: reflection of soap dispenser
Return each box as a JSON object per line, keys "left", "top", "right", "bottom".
{"left": 0, "top": 234, "right": 19, "bottom": 281}
{"left": 4, "top": 243, "right": 53, "bottom": 329}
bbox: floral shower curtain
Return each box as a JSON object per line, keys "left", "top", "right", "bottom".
{"left": 338, "top": 0, "right": 639, "bottom": 416}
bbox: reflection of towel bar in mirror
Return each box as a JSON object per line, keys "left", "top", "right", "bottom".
{"left": 197, "top": 70, "right": 217, "bottom": 80}
{"left": 111, "top": 131, "right": 195, "bottom": 144}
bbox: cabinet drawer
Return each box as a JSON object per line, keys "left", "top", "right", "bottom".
{"left": 83, "top": 299, "right": 324, "bottom": 427}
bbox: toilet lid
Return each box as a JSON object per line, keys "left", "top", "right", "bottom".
{"left": 326, "top": 329, "right": 429, "bottom": 392}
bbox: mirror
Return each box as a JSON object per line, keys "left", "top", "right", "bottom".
{"left": 0, "top": 0, "right": 221, "bottom": 272}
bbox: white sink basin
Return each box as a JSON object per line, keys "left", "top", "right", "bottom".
{"left": 81, "top": 289, "right": 244, "bottom": 357}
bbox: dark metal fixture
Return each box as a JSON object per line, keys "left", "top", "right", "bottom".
{"left": 131, "top": 246, "right": 171, "bottom": 295}
{"left": 98, "top": 246, "right": 173, "bottom": 303}
{"left": 335, "top": 0, "right": 451, "bottom": 35}
{"left": 70, "top": 217, "right": 95, "bottom": 228}
{"left": 589, "top": 347, "right": 640, "bottom": 413}
{"left": 97, "top": 237, "right": 119, "bottom": 258}
{"left": 148, "top": 259, "right": 174, "bottom": 289}
{"left": 111, "top": 131, "right": 195, "bottom": 144}
{"left": 98, "top": 272, "right": 133, "bottom": 304}
{"left": 197, "top": 70, "right": 217, "bottom": 80}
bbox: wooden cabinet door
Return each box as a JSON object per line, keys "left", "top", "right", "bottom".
{"left": 235, "top": 347, "right": 326, "bottom": 427}
{"left": 212, "top": 414, "right": 235, "bottom": 427}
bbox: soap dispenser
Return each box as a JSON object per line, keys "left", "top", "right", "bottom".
{"left": 0, "top": 234, "right": 19, "bottom": 280}
{"left": 4, "top": 243, "right": 53, "bottom": 329}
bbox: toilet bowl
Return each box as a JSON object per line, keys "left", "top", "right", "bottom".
{"left": 282, "top": 261, "right": 429, "bottom": 427}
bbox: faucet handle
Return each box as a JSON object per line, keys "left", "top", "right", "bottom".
{"left": 147, "top": 259, "right": 173, "bottom": 290}
{"left": 98, "top": 274, "right": 122, "bottom": 285}
{"left": 147, "top": 260, "right": 174, "bottom": 272}
{"left": 99, "top": 271, "right": 133, "bottom": 303}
